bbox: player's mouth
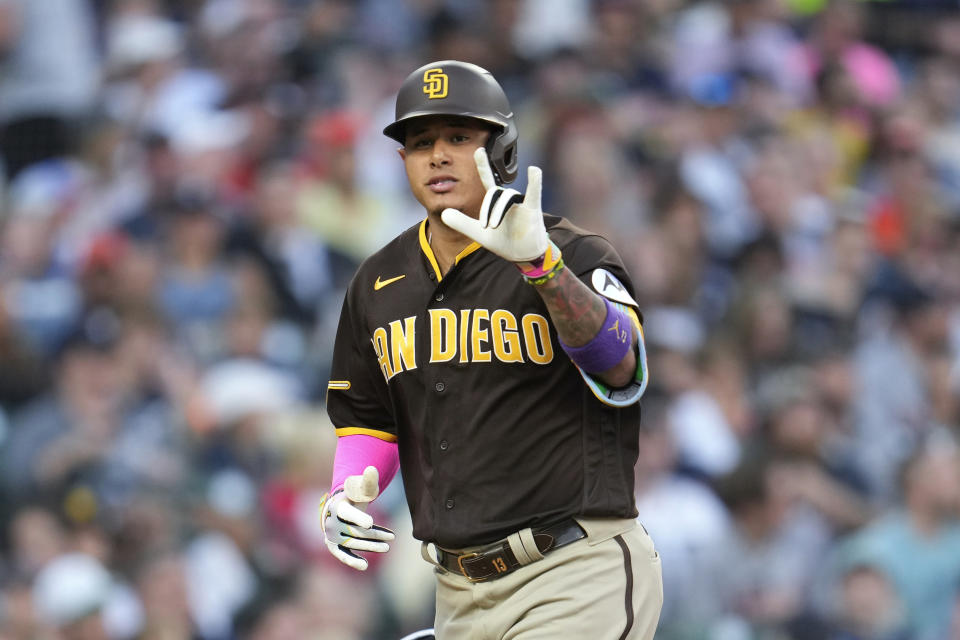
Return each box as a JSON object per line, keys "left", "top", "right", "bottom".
{"left": 427, "top": 175, "right": 458, "bottom": 193}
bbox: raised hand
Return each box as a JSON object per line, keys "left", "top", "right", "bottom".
{"left": 441, "top": 148, "right": 548, "bottom": 263}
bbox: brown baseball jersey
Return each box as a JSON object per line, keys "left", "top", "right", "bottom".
{"left": 326, "top": 214, "right": 649, "bottom": 549}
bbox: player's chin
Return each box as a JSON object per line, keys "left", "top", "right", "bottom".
{"left": 426, "top": 194, "right": 466, "bottom": 217}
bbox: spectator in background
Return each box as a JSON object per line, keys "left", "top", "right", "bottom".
{"left": 786, "top": 61, "right": 872, "bottom": 197}
{"left": 760, "top": 366, "right": 873, "bottom": 535}
{"left": 629, "top": 170, "right": 708, "bottom": 310}
{"left": 827, "top": 558, "right": 910, "bottom": 640}
{"left": 227, "top": 160, "right": 337, "bottom": 325}
{"left": 1, "top": 315, "right": 126, "bottom": 504}
{"left": 634, "top": 394, "right": 731, "bottom": 636}
{"left": 0, "top": 0, "right": 99, "bottom": 180}
{"left": 831, "top": 439, "right": 960, "bottom": 640}
{"left": 156, "top": 191, "right": 237, "bottom": 362}
{"left": 854, "top": 267, "right": 952, "bottom": 500}
{"left": 668, "top": 337, "right": 754, "bottom": 479}
{"left": 0, "top": 167, "right": 85, "bottom": 356}
{"left": 5, "top": 506, "right": 66, "bottom": 582}
{"left": 547, "top": 105, "right": 647, "bottom": 240}
{"left": 188, "top": 358, "right": 301, "bottom": 482}
{"left": 297, "top": 110, "right": 397, "bottom": 262}
{"left": 802, "top": 0, "right": 900, "bottom": 109}
{"left": 865, "top": 109, "right": 949, "bottom": 263}
{"left": 729, "top": 281, "right": 795, "bottom": 380}
{"left": 1, "top": 308, "right": 189, "bottom": 514}
{"left": 679, "top": 72, "right": 762, "bottom": 259}
{"left": 32, "top": 551, "right": 141, "bottom": 640}
{"left": 102, "top": 10, "right": 225, "bottom": 147}
{"left": 707, "top": 455, "right": 832, "bottom": 637}
{"left": 133, "top": 552, "right": 200, "bottom": 640}
{"left": 790, "top": 195, "right": 874, "bottom": 324}
{"left": 916, "top": 56, "right": 960, "bottom": 213}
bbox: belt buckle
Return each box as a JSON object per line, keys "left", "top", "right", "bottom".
{"left": 456, "top": 552, "right": 482, "bottom": 582}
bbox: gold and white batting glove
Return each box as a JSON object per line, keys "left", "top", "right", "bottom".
{"left": 320, "top": 466, "right": 395, "bottom": 571}
{"left": 441, "top": 148, "right": 549, "bottom": 263}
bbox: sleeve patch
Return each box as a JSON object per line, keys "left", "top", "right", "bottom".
{"left": 327, "top": 380, "right": 351, "bottom": 390}
{"left": 591, "top": 268, "right": 638, "bottom": 307}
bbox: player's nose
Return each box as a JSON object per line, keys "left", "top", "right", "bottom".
{"left": 430, "top": 140, "right": 452, "bottom": 166}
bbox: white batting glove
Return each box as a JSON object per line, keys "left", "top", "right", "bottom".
{"left": 441, "top": 148, "right": 548, "bottom": 263}
{"left": 320, "top": 466, "right": 395, "bottom": 571}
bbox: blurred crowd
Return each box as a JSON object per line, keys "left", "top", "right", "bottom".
{"left": 2, "top": 0, "right": 960, "bottom": 639}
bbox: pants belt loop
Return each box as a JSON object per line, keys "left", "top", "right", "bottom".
{"left": 506, "top": 531, "right": 533, "bottom": 566}
{"left": 421, "top": 541, "right": 443, "bottom": 569}
{"left": 518, "top": 527, "right": 544, "bottom": 562}
{"left": 507, "top": 527, "right": 544, "bottom": 566}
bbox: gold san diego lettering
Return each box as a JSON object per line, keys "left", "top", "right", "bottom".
{"left": 471, "top": 309, "right": 491, "bottom": 363}
{"left": 373, "top": 309, "right": 553, "bottom": 381}
{"left": 371, "top": 316, "right": 417, "bottom": 380}
{"left": 491, "top": 310, "right": 523, "bottom": 363}
{"left": 522, "top": 314, "right": 553, "bottom": 365}
{"left": 429, "top": 309, "right": 457, "bottom": 363}
{"left": 371, "top": 327, "right": 392, "bottom": 380}
{"left": 389, "top": 317, "right": 417, "bottom": 374}
{"left": 458, "top": 309, "right": 470, "bottom": 364}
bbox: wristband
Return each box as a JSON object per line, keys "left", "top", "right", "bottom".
{"left": 518, "top": 240, "right": 564, "bottom": 285}
{"left": 559, "top": 298, "right": 633, "bottom": 373}
{"left": 517, "top": 239, "right": 562, "bottom": 278}
{"left": 523, "top": 258, "right": 565, "bottom": 286}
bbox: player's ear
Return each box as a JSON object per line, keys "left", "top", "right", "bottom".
{"left": 397, "top": 147, "right": 406, "bottom": 161}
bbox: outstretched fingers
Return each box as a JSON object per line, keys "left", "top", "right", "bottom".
{"left": 328, "top": 543, "right": 370, "bottom": 571}
{"left": 473, "top": 147, "right": 497, "bottom": 191}
{"left": 524, "top": 165, "right": 542, "bottom": 209}
{"left": 441, "top": 207, "right": 485, "bottom": 242}
{"left": 339, "top": 534, "right": 393, "bottom": 553}
{"left": 336, "top": 501, "right": 375, "bottom": 530}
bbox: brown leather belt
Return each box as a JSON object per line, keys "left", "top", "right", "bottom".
{"left": 436, "top": 519, "right": 586, "bottom": 582}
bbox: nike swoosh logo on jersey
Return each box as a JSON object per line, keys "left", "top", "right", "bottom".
{"left": 374, "top": 274, "right": 406, "bottom": 290}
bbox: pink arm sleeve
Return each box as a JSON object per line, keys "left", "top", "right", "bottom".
{"left": 330, "top": 434, "right": 400, "bottom": 496}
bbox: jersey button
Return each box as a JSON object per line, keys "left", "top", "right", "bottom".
{"left": 435, "top": 293, "right": 444, "bottom": 302}
{"left": 445, "top": 498, "right": 455, "bottom": 509}
{"left": 435, "top": 382, "right": 445, "bottom": 393}
{"left": 439, "top": 439, "right": 449, "bottom": 451}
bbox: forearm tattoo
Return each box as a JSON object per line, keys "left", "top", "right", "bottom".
{"left": 533, "top": 267, "right": 608, "bottom": 347}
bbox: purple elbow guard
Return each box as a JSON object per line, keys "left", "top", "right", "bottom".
{"left": 559, "top": 297, "right": 633, "bottom": 374}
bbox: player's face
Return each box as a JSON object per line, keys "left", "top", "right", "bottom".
{"left": 399, "top": 117, "right": 491, "bottom": 218}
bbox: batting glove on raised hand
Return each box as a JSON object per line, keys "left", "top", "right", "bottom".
{"left": 441, "top": 148, "right": 548, "bottom": 263}
{"left": 320, "top": 466, "right": 395, "bottom": 571}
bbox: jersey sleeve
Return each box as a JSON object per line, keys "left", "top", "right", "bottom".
{"left": 557, "top": 233, "right": 649, "bottom": 408}
{"left": 325, "top": 285, "right": 397, "bottom": 442}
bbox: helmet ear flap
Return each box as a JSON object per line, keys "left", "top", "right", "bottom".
{"left": 486, "top": 127, "right": 519, "bottom": 185}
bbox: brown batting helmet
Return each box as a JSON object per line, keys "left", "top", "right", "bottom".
{"left": 383, "top": 60, "right": 519, "bottom": 185}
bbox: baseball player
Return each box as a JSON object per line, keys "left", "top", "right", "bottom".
{"left": 321, "top": 60, "right": 662, "bottom": 639}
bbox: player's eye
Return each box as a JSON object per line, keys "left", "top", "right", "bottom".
{"left": 451, "top": 134, "right": 469, "bottom": 143}
{"left": 409, "top": 137, "right": 432, "bottom": 150}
